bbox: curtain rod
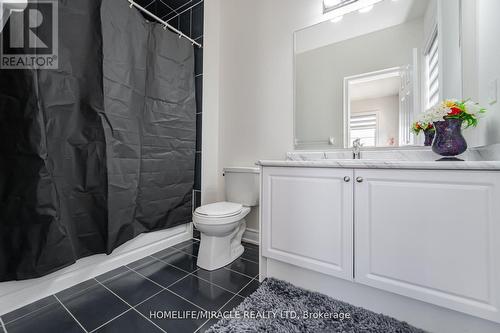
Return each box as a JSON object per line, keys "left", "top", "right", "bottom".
{"left": 127, "top": 0, "right": 203, "bottom": 48}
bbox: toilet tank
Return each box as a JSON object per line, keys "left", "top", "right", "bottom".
{"left": 223, "top": 167, "right": 260, "bottom": 206}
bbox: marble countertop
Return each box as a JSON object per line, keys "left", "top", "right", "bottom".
{"left": 257, "top": 159, "right": 500, "bottom": 171}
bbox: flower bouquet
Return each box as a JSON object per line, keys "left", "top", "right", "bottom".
{"left": 413, "top": 99, "right": 487, "bottom": 158}
{"left": 411, "top": 119, "right": 435, "bottom": 146}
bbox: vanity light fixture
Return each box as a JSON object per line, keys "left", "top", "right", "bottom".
{"left": 323, "top": 0, "right": 358, "bottom": 14}
{"left": 323, "top": 0, "right": 382, "bottom": 15}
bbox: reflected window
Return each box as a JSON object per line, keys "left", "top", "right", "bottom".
{"left": 350, "top": 112, "right": 378, "bottom": 147}
{"left": 425, "top": 28, "right": 439, "bottom": 109}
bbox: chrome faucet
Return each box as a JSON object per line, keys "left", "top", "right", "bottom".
{"left": 352, "top": 138, "right": 362, "bottom": 160}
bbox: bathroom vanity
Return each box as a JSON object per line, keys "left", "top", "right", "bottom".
{"left": 277, "top": 0, "right": 500, "bottom": 330}
{"left": 258, "top": 156, "right": 500, "bottom": 329}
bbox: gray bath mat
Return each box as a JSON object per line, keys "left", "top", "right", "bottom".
{"left": 206, "top": 278, "right": 425, "bottom": 333}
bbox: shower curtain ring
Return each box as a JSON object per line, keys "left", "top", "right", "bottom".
{"left": 129, "top": 2, "right": 133, "bottom": 8}
{"left": 163, "top": 25, "right": 167, "bottom": 30}
{"left": 178, "top": 34, "right": 182, "bottom": 39}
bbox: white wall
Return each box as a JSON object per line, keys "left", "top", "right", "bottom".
{"left": 203, "top": 0, "right": 328, "bottom": 230}
{"left": 438, "top": 0, "right": 462, "bottom": 100}
{"left": 202, "top": 0, "right": 224, "bottom": 204}
{"left": 351, "top": 95, "right": 400, "bottom": 146}
{"left": 465, "top": 0, "right": 500, "bottom": 145}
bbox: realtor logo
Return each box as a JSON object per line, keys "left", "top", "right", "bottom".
{"left": 0, "top": 0, "right": 58, "bottom": 69}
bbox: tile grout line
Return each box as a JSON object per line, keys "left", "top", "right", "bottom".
{"left": 2, "top": 297, "right": 59, "bottom": 326}
{"left": 158, "top": 0, "right": 178, "bottom": 14}
{"left": 166, "top": 0, "right": 203, "bottom": 20}
{"left": 172, "top": 239, "right": 200, "bottom": 252}
{"left": 174, "top": 240, "right": 259, "bottom": 264}
{"left": 164, "top": 289, "right": 208, "bottom": 312}
{"left": 223, "top": 266, "right": 259, "bottom": 280}
{"left": 94, "top": 279, "right": 168, "bottom": 333}
{"left": 89, "top": 309, "right": 132, "bottom": 333}
{"left": 234, "top": 275, "right": 259, "bottom": 297}
{"left": 185, "top": 266, "right": 253, "bottom": 296}
{"left": 129, "top": 249, "right": 250, "bottom": 301}
{"left": 159, "top": 0, "right": 203, "bottom": 29}
{"left": 171, "top": 243, "right": 260, "bottom": 278}
{"left": 124, "top": 264, "right": 185, "bottom": 291}
{"left": 150, "top": 255, "right": 200, "bottom": 276}
{"left": 123, "top": 264, "right": 214, "bottom": 312}
{"left": 53, "top": 282, "right": 101, "bottom": 305}
{"left": 152, "top": 245, "right": 254, "bottom": 295}
{"left": 193, "top": 278, "right": 255, "bottom": 333}
{"left": 184, "top": 272, "right": 239, "bottom": 296}
{"left": 54, "top": 294, "right": 89, "bottom": 333}
{"left": 131, "top": 289, "right": 165, "bottom": 309}
{"left": 0, "top": 316, "right": 7, "bottom": 333}
{"left": 119, "top": 268, "right": 211, "bottom": 319}
{"left": 97, "top": 272, "right": 221, "bottom": 333}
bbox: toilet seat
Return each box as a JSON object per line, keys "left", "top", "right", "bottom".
{"left": 194, "top": 204, "right": 250, "bottom": 225}
{"left": 195, "top": 202, "right": 243, "bottom": 217}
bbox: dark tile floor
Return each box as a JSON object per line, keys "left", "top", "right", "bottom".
{"left": 1, "top": 240, "right": 261, "bottom": 333}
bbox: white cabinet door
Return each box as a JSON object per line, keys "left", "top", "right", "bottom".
{"left": 355, "top": 169, "right": 500, "bottom": 323}
{"left": 262, "top": 167, "right": 354, "bottom": 280}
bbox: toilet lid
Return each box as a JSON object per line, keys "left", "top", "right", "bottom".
{"left": 195, "top": 202, "right": 243, "bottom": 218}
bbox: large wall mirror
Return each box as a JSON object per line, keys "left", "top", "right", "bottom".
{"left": 294, "top": 0, "right": 463, "bottom": 149}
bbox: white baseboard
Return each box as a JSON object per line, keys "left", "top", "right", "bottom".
{"left": 0, "top": 223, "right": 193, "bottom": 316}
{"left": 242, "top": 228, "right": 259, "bottom": 245}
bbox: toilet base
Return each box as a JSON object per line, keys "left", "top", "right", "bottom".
{"left": 197, "top": 220, "right": 246, "bottom": 271}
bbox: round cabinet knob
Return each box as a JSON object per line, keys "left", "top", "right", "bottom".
{"left": 344, "top": 176, "right": 351, "bottom": 183}
{"left": 356, "top": 177, "right": 364, "bottom": 183}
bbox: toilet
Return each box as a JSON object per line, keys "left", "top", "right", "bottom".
{"left": 193, "top": 167, "right": 260, "bottom": 271}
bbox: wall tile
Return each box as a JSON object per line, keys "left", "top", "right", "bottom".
{"left": 194, "top": 37, "right": 203, "bottom": 75}
{"left": 195, "top": 75, "right": 203, "bottom": 114}
{"left": 179, "top": 10, "right": 191, "bottom": 37}
{"left": 191, "top": 2, "right": 204, "bottom": 39}
{"left": 193, "top": 190, "right": 201, "bottom": 209}
{"left": 194, "top": 152, "right": 201, "bottom": 191}
{"left": 196, "top": 113, "right": 202, "bottom": 152}
{"left": 160, "top": 0, "right": 192, "bottom": 12}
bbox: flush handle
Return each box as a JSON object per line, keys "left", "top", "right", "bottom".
{"left": 344, "top": 176, "right": 351, "bottom": 183}
{"left": 356, "top": 177, "right": 364, "bottom": 183}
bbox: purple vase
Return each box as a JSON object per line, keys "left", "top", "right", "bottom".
{"left": 432, "top": 118, "right": 467, "bottom": 160}
{"left": 423, "top": 129, "right": 435, "bottom": 146}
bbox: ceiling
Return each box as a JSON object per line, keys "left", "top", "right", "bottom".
{"left": 296, "top": 0, "right": 431, "bottom": 54}
{"left": 350, "top": 76, "right": 401, "bottom": 101}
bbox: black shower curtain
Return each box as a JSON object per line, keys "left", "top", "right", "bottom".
{"left": 101, "top": 0, "right": 196, "bottom": 250}
{"left": 0, "top": 0, "right": 195, "bottom": 282}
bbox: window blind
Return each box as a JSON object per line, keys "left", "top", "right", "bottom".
{"left": 350, "top": 112, "right": 377, "bottom": 147}
{"left": 426, "top": 31, "right": 439, "bottom": 108}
